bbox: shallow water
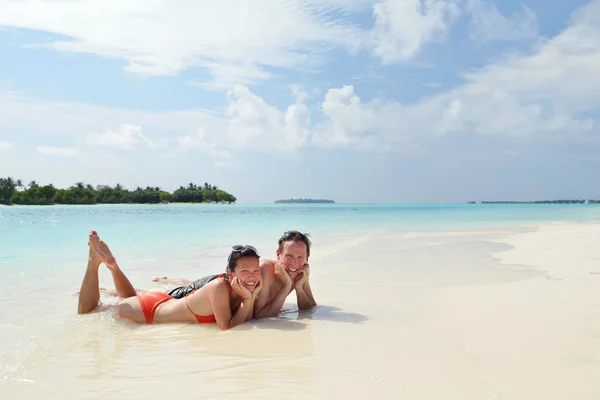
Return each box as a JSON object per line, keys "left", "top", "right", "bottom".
{"left": 1, "top": 203, "right": 600, "bottom": 397}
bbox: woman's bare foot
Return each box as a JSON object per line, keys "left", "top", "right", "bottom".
{"left": 88, "top": 231, "right": 116, "bottom": 269}
{"left": 98, "top": 240, "right": 118, "bottom": 270}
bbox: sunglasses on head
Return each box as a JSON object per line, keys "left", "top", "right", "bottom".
{"left": 231, "top": 244, "right": 258, "bottom": 253}
{"left": 227, "top": 244, "right": 259, "bottom": 266}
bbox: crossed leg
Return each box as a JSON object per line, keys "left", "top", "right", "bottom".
{"left": 77, "top": 230, "right": 138, "bottom": 314}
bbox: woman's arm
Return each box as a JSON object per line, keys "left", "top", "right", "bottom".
{"left": 209, "top": 278, "right": 252, "bottom": 330}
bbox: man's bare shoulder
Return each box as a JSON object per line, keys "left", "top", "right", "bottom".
{"left": 260, "top": 259, "right": 276, "bottom": 273}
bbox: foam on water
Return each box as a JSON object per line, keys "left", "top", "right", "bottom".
{"left": 1, "top": 203, "right": 600, "bottom": 387}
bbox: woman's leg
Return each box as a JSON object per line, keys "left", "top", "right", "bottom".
{"left": 99, "top": 287, "right": 148, "bottom": 297}
{"left": 77, "top": 231, "right": 107, "bottom": 314}
{"left": 78, "top": 230, "right": 139, "bottom": 314}
{"left": 97, "top": 238, "right": 137, "bottom": 299}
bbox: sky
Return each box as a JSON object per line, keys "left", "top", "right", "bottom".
{"left": 0, "top": 0, "right": 599, "bottom": 203}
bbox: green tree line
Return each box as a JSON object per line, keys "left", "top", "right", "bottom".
{"left": 0, "top": 178, "right": 237, "bottom": 205}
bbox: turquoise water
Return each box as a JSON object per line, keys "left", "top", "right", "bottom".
{"left": 3, "top": 203, "right": 600, "bottom": 265}
{"left": 2, "top": 202, "right": 600, "bottom": 282}
{"left": 1, "top": 202, "right": 600, "bottom": 387}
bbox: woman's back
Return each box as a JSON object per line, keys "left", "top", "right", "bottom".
{"left": 153, "top": 278, "right": 229, "bottom": 323}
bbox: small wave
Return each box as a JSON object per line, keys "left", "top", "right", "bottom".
{"left": 0, "top": 311, "right": 126, "bottom": 386}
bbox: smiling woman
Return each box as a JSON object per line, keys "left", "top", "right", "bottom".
{"left": 77, "top": 230, "right": 262, "bottom": 330}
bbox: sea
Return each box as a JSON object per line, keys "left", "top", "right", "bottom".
{"left": 1, "top": 202, "right": 600, "bottom": 397}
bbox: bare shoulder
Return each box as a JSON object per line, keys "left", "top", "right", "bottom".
{"left": 205, "top": 277, "right": 230, "bottom": 298}
{"left": 260, "top": 259, "right": 276, "bottom": 278}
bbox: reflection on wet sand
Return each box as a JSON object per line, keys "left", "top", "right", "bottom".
{"left": 295, "top": 305, "right": 368, "bottom": 324}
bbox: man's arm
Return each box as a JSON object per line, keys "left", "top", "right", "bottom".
{"left": 295, "top": 264, "right": 317, "bottom": 310}
{"left": 253, "top": 262, "right": 293, "bottom": 319}
{"left": 296, "top": 282, "right": 317, "bottom": 310}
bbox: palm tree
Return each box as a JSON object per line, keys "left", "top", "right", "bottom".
{"left": 28, "top": 180, "right": 39, "bottom": 189}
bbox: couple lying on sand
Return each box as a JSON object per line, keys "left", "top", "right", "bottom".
{"left": 77, "top": 229, "right": 317, "bottom": 330}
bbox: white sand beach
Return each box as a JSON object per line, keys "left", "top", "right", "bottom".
{"left": 2, "top": 222, "right": 600, "bottom": 399}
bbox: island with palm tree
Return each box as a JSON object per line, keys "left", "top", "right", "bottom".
{"left": 0, "top": 177, "right": 237, "bottom": 205}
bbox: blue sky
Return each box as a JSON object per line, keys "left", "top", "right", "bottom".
{"left": 0, "top": 0, "right": 598, "bottom": 203}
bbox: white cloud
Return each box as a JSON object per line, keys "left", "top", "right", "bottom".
{"left": 314, "top": 0, "right": 600, "bottom": 148}
{"left": 226, "top": 85, "right": 311, "bottom": 151}
{"left": 170, "top": 129, "right": 231, "bottom": 160}
{"left": 0, "top": 141, "right": 14, "bottom": 151}
{"left": 291, "top": 85, "right": 309, "bottom": 104}
{"left": 2, "top": 0, "right": 600, "bottom": 157}
{"left": 0, "top": 0, "right": 366, "bottom": 87}
{"left": 0, "top": 90, "right": 227, "bottom": 144}
{"left": 36, "top": 146, "right": 78, "bottom": 156}
{"left": 314, "top": 85, "right": 404, "bottom": 150}
{"left": 186, "top": 63, "right": 272, "bottom": 92}
{"left": 86, "top": 124, "right": 161, "bottom": 150}
{"left": 371, "top": 0, "right": 462, "bottom": 64}
{"left": 216, "top": 161, "right": 234, "bottom": 168}
{"left": 466, "top": 0, "right": 538, "bottom": 43}
{"left": 1, "top": 0, "right": 528, "bottom": 87}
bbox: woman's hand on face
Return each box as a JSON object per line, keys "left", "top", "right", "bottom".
{"left": 231, "top": 276, "right": 252, "bottom": 300}
{"left": 251, "top": 279, "right": 263, "bottom": 299}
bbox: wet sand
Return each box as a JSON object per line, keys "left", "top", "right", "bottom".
{"left": 2, "top": 222, "right": 599, "bottom": 399}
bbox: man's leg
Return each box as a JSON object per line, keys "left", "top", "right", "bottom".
{"left": 152, "top": 277, "right": 193, "bottom": 286}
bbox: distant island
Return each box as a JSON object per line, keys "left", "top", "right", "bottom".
{"left": 469, "top": 200, "right": 599, "bottom": 204}
{"left": 275, "top": 198, "right": 335, "bottom": 204}
{"left": 0, "top": 176, "right": 237, "bottom": 205}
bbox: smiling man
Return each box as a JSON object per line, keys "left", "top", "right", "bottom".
{"left": 252, "top": 230, "right": 317, "bottom": 319}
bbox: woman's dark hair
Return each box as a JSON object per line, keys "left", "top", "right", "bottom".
{"left": 227, "top": 245, "right": 260, "bottom": 272}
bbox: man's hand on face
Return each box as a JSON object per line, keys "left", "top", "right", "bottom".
{"left": 274, "top": 261, "right": 293, "bottom": 287}
{"left": 294, "top": 263, "right": 310, "bottom": 290}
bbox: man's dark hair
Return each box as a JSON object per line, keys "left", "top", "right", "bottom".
{"left": 227, "top": 246, "right": 260, "bottom": 272}
{"left": 277, "top": 230, "right": 312, "bottom": 257}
